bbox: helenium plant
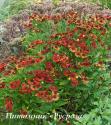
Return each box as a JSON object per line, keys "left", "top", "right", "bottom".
{"left": 0, "top": 10, "right": 111, "bottom": 124}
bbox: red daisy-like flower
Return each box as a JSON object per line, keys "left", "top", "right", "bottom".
{"left": 35, "top": 90, "right": 48, "bottom": 99}
{"left": 79, "top": 59, "right": 91, "bottom": 67}
{"left": 45, "top": 62, "right": 53, "bottom": 70}
{"left": 19, "top": 83, "right": 32, "bottom": 94}
{"left": 31, "top": 40, "right": 43, "bottom": 46}
{"left": 91, "top": 41, "right": 97, "bottom": 48}
{"left": 5, "top": 98, "right": 13, "bottom": 112}
{"left": 10, "top": 80, "right": 21, "bottom": 89}
{"left": 0, "top": 82, "right": 5, "bottom": 89}
{"left": 52, "top": 53, "right": 61, "bottom": 63}
{"left": 71, "top": 78, "right": 79, "bottom": 87}
{"left": 49, "top": 85, "right": 58, "bottom": 94}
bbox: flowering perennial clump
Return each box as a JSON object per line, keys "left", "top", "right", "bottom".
{"left": 0, "top": 10, "right": 110, "bottom": 118}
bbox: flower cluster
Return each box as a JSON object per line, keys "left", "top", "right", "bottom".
{"left": 35, "top": 85, "right": 59, "bottom": 102}
{"left": 16, "top": 56, "right": 44, "bottom": 68}
{"left": 53, "top": 53, "right": 72, "bottom": 68}
{"left": 0, "top": 10, "right": 110, "bottom": 114}
{"left": 64, "top": 70, "right": 79, "bottom": 86}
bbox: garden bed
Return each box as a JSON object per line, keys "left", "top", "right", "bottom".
{"left": 0, "top": 1, "right": 111, "bottom": 125}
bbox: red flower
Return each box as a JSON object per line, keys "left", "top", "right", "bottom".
{"left": 10, "top": 80, "right": 21, "bottom": 89}
{"left": 5, "top": 98, "right": 13, "bottom": 112}
{"left": 45, "top": 76, "right": 54, "bottom": 83}
{"left": 17, "top": 56, "right": 43, "bottom": 68}
{"left": 79, "top": 41, "right": 87, "bottom": 49}
{"left": 0, "top": 63, "right": 6, "bottom": 73}
{"left": 27, "top": 57, "right": 34, "bottom": 64}
{"left": 35, "top": 89, "right": 59, "bottom": 102}
{"left": 53, "top": 53, "right": 71, "bottom": 68}
{"left": 90, "top": 33, "right": 97, "bottom": 40}
{"left": 18, "top": 60, "right": 28, "bottom": 68}
{"left": 56, "top": 38, "right": 68, "bottom": 47}
{"left": 31, "top": 40, "right": 43, "bottom": 46}
{"left": 79, "top": 33, "right": 86, "bottom": 39}
{"left": 79, "top": 59, "right": 91, "bottom": 67}
{"left": 49, "top": 85, "right": 58, "bottom": 94}
{"left": 27, "top": 79, "right": 39, "bottom": 91}
{"left": 75, "top": 51, "right": 81, "bottom": 57}
{"left": 35, "top": 90, "right": 48, "bottom": 99}
{"left": 91, "top": 41, "right": 97, "bottom": 48}
{"left": 41, "top": 47, "right": 50, "bottom": 54}
{"left": 45, "top": 62, "right": 53, "bottom": 70}
{"left": 61, "top": 62, "right": 71, "bottom": 68}
{"left": 69, "top": 45, "right": 77, "bottom": 53}
{"left": 64, "top": 70, "right": 71, "bottom": 76}
{"left": 32, "top": 78, "right": 41, "bottom": 87}
{"left": 0, "top": 82, "right": 5, "bottom": 89}
{"left": 19, "top": 83, "right": 32, "bottom": 94}
{"left": 71, "top": 78, "right": 79, "bottom": 87}
{"left": 34, "top": 58, "right": 42, "bottom": 63}
{"left": 53, "top": 54, "right": 61, "bottom": 63}
{"left": 70, "top": 72, "right": 78, "bottom": 78}
{"left": 33, "top": 70, "right": 54, "bottom": 83}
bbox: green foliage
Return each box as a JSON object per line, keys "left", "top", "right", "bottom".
{"left": 52, "top": 0, "right": 60, "bottom": 5}
{"left": 73, "top": 96, "right": 111, "bottom": 125}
